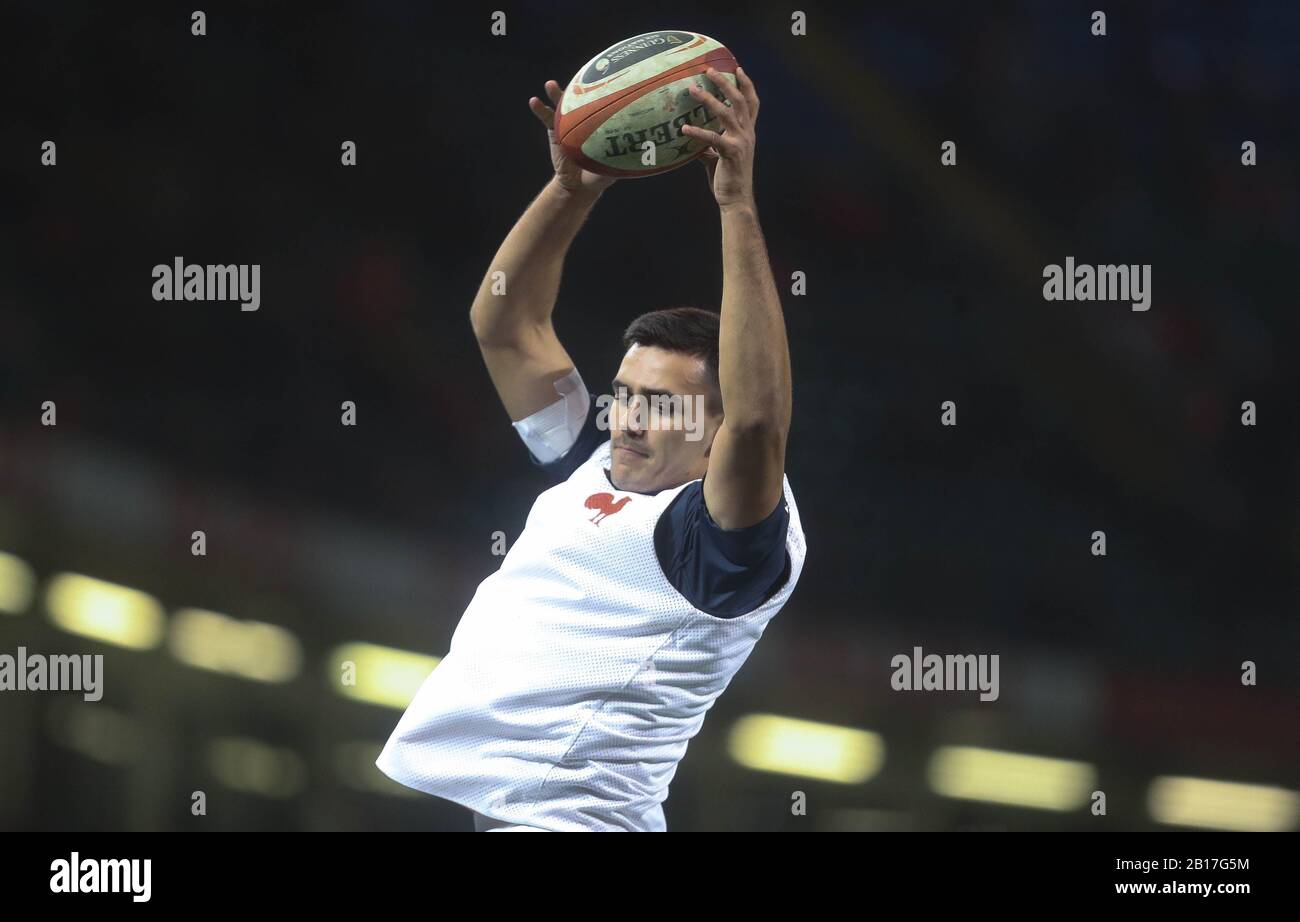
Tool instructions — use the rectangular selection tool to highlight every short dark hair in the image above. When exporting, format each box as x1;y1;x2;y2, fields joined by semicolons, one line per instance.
622;307;721;412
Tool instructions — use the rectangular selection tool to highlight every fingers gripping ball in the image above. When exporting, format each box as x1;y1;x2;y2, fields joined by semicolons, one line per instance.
554;30;738;178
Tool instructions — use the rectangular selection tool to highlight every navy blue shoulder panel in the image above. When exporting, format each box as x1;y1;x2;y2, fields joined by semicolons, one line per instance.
654;482;791;619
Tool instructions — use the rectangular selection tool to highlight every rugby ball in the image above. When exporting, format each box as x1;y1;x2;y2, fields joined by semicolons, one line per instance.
555;30;738;178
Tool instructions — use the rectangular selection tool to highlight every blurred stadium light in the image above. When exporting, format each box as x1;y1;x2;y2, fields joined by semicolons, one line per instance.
207;737;307;799
727;714;885;784
1147;776;1299;832
328;642;440;710
45;699;143;767
169;608;302;683
44;572;166;650
927;746;1096;812
0;551;35;615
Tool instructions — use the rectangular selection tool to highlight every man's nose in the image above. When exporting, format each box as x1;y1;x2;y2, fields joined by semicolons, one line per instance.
622;394;647;434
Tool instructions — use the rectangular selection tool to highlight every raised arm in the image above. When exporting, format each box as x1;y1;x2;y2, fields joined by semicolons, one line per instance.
682;67;792;529
469;80;617;421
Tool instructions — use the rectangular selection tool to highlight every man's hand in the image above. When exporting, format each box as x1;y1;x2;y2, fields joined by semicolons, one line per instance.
681;66;759;210
529;80;619;197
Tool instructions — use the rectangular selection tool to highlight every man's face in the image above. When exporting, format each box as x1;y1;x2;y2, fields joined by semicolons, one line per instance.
607;345;722;494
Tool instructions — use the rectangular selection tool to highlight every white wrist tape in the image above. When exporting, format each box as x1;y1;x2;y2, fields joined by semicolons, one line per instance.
511;367;591;464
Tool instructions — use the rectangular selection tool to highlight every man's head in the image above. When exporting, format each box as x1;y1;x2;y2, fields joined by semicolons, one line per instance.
608;307;724;494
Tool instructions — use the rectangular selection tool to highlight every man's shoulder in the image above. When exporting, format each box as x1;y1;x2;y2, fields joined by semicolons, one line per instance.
653;480;792;618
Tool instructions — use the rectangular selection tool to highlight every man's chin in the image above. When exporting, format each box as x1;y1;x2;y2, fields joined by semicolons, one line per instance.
610;460;651;494
609;461;634;491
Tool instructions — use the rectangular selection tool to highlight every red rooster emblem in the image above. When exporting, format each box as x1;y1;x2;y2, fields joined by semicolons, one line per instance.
585;492;631;525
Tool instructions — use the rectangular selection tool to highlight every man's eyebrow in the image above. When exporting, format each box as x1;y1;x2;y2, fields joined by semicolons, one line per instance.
610;379;679;399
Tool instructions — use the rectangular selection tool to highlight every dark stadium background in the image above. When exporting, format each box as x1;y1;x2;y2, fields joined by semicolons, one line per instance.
1;0;1296;831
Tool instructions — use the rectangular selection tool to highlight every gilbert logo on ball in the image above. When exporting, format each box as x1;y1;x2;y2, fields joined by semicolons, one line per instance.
556;30;738;178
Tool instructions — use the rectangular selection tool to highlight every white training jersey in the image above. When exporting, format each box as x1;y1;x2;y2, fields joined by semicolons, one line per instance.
376;440;806;830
